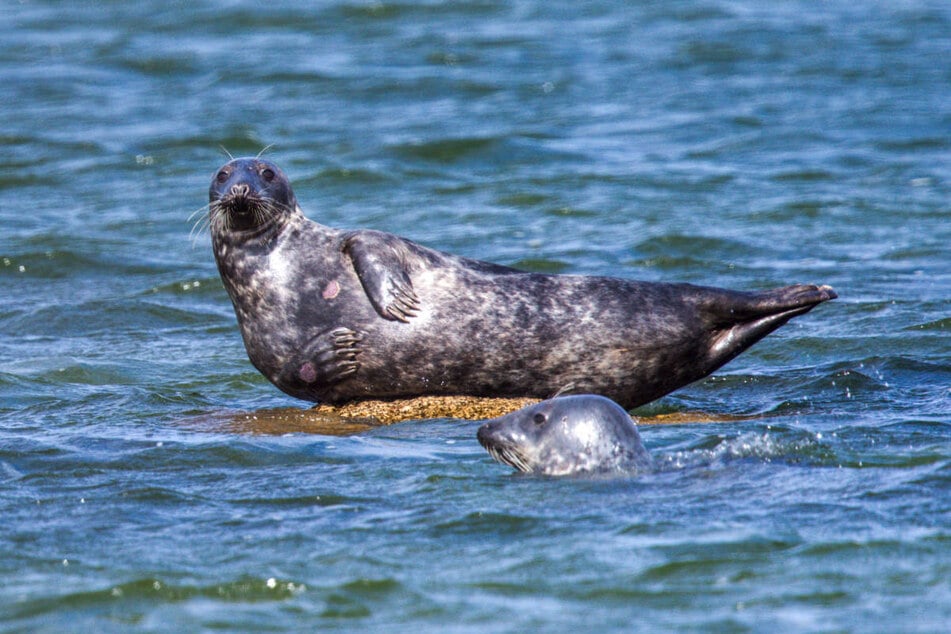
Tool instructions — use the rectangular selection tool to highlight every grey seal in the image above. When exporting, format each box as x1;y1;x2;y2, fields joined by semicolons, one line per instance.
208;157;837;408
477;395;651;476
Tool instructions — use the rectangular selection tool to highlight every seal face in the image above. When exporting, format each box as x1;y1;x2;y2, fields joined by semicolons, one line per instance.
208;157;837;408
476;395;651;476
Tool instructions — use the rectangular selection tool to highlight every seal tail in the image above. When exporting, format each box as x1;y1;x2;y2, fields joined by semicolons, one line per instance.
707;284;837;360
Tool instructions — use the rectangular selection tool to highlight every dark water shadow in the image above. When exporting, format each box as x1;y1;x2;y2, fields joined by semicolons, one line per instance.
181;407;385;436
179;401;752;438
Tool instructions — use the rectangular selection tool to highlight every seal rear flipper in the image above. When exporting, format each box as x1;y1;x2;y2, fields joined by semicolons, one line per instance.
707;284;837;360
736;284;837;316
343;231;421;322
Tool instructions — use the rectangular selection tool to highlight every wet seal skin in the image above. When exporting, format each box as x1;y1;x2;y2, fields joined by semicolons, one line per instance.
208;157;837;408
477;394;652;476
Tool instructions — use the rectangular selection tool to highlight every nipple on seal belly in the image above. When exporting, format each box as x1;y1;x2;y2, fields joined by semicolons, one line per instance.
322;280;340;300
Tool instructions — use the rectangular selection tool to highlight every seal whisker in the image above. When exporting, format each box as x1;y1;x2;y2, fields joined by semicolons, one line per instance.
190;215;213;246
501;447;531;472
207;199;231;234
484;443;531;472
254;199;288;247
486;445;506;466
550;382;577;398
260;196;293;217
187;203;211;224
188;203;217;246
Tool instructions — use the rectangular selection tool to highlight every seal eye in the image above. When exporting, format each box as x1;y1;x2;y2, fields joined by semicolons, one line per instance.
533;413;546;426
261;168;275;182
216;170;229;184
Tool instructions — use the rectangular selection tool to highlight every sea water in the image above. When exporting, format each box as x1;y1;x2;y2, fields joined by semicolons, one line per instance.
1;1;949;631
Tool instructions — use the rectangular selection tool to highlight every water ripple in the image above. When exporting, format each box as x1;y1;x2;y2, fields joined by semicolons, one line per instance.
2;0;949;631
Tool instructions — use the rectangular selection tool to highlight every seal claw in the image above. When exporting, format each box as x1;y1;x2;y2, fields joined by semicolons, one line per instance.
332;328;364;347
384;288;421;322
281;327;363;390
327;363;359;382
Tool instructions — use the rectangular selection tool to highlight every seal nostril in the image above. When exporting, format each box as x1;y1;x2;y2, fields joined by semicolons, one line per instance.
230;183;250;197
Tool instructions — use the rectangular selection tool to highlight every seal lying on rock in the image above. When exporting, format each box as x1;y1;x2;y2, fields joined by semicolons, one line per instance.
208;157;836;408
477;395;651;476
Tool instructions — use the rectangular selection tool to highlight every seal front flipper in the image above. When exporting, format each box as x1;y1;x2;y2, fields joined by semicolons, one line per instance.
343;231;421;323
280;327;363;393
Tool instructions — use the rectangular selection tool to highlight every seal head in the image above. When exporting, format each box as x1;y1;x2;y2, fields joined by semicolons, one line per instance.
477;395;652;476
209;158;298;237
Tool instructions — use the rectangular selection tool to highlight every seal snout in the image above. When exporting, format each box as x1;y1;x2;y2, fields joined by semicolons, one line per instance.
208;157;299;236
476;420;498;452
218;185;260;222
229;183;251;198
477;419;533;473
222;185;256;215
217;170;261;210
476;421;493;444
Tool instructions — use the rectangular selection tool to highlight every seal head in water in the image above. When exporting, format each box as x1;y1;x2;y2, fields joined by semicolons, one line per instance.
477;395;651;476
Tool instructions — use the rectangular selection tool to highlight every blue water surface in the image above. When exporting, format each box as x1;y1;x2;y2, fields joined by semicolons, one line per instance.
1;1;949;632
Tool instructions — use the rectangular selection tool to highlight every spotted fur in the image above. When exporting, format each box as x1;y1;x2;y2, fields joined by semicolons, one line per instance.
209;157;837;407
